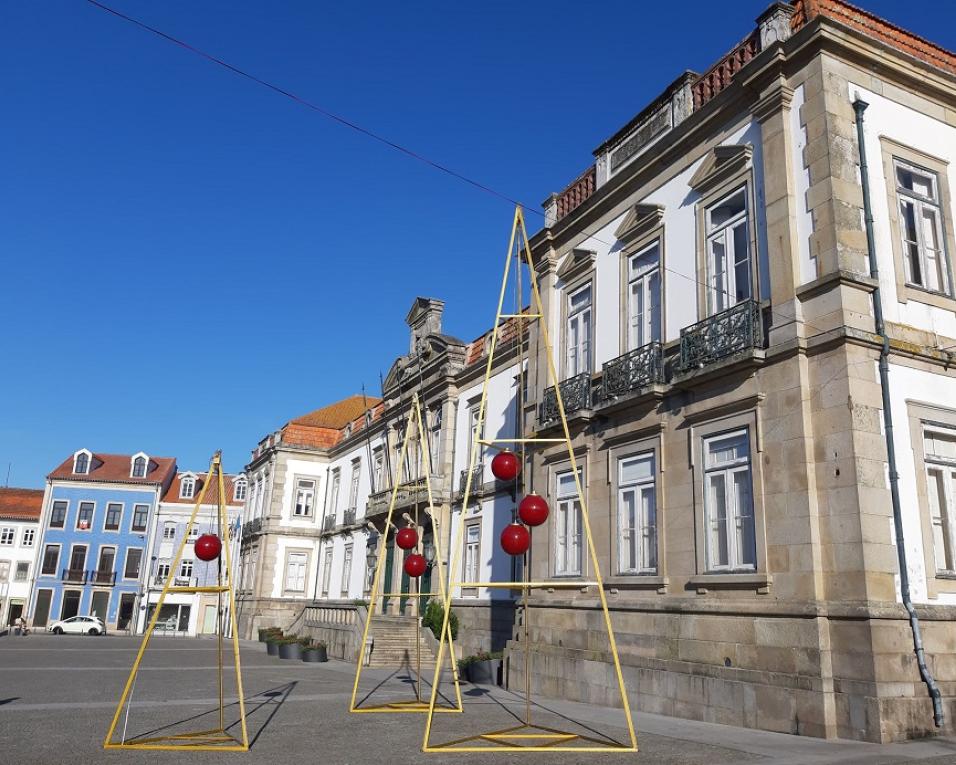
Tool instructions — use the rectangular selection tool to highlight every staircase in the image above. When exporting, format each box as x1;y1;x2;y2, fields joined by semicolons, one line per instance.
366;615;438;669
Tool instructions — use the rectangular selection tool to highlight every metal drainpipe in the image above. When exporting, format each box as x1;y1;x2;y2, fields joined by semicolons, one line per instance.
853;99;944;727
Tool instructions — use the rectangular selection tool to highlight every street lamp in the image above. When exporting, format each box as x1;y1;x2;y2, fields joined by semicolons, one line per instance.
423;541;436;566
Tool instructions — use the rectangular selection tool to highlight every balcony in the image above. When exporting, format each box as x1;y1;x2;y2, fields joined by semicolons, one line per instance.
241;517;262;539
539;373;592;426
677;300;763;375
457;464;484;498
321;514;336;534
366;476;446;516
342;508;357;527
61;569;88;584
88;570;116;586
598;342;664;404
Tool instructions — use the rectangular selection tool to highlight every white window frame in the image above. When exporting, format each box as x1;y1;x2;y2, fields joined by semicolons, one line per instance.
617;452;657;574
49;500;68;528
347;461;361;510
895;158;952;296
131;504;149;533
41;543;60;576
294;477;316;517
429;405;443;472
123;547;143;580
321;547;333;597
73;450;91;475
179;558;194;578
923;425;956;573
233;478;247;502
76;501;94;531
21;528;35;547
104;502;123;532
627;242;662;350
163;522;176;540
15;561;29;581
372;449;385;492
0;527;14;546
329;470;341;516
131;453;148;479
285;551;308;593
180;476;196;500
566;283;592;378
554;470;583;577
705;187;751;314
703;429;756;572
341;544;353;596
462;521;481;595
155;560;171;583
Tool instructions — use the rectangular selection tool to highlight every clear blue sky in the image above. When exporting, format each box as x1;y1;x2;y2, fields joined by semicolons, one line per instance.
2;1;954;487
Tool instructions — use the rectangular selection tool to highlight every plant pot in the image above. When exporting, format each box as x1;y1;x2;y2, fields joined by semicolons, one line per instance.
266;641;280;656
279;642;302;660
467;659;501;685
301;646;328;663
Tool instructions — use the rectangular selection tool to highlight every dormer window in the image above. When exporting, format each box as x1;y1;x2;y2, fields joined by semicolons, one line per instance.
131;453;149;478
344;423;353;439
73;450;91;475
180;476;196;499
233;478;247;502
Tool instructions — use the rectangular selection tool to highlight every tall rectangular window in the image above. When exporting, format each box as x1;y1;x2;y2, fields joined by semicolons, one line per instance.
124;548;143;580
179;558;193;578
466;405;483;473
41;544;60;576
348;462;361;510
49;500;67;528
156;561;170;583
429;405;443;472
372;448;384;492
285;552;308;593
618;453;657;574
294;478;316;517
0;527;14;546
924;427;956;572
21;528;35;547
627;242;662;350
341;545;353;596
895;159;951;295
462;522;481;596
131;504;149;532
706;188;751;314
76;502;94;530
163;522;176;540
703;429;755;571
321;547;333;597
566;284;592;377
329;470;341;515
555;470;582;576
15;561;29;581
104;503;123;531
0;561;8;581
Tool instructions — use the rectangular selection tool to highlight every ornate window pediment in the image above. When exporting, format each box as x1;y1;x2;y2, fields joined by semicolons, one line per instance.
689;144;753;195
556;248;597;283
614;204;665;247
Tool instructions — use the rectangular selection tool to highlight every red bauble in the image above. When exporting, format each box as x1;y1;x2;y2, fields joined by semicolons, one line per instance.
491;450;521;481
518;493;550;527
194;533;222;562
396;526;418;550
404;553;427;578
500;523;530;556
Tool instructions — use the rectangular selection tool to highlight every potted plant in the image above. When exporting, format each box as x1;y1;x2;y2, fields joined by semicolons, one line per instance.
421;600;458;640
278;634;302;660
265;631;283;657
301;638;328;663
259;626;281;643
459;650;502;684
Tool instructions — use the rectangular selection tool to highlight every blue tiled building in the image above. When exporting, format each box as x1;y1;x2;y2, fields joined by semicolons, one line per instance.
29;449;176;631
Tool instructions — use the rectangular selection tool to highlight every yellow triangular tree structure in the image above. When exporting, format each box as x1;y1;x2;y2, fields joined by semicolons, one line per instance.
349;392;463;713
103;451;249;751
422;206;638;752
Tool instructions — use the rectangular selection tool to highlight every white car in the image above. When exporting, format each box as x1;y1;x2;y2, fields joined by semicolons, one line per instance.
48;615;106;636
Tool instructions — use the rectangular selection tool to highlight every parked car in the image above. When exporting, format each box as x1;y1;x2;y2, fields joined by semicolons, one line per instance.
48;615;107;636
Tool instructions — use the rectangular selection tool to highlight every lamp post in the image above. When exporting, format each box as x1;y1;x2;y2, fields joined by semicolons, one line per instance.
365;547;377;609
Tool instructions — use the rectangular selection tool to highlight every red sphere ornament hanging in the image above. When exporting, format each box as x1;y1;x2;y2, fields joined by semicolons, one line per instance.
396;526;418;550
491;450;521;481
194;533;222;562
518;493;550;527
500;522;531;556
404;553;427;578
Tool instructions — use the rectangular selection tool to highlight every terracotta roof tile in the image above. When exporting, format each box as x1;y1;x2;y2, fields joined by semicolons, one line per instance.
0;488;43;521
289;395;380;429
48;452;176;486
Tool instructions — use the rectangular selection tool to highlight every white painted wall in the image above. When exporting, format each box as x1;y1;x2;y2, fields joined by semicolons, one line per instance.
850;83;956;339
788;84;815;285
0;518;40;623
280;458;328;529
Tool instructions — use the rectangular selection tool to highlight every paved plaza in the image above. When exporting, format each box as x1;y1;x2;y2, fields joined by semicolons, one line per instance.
2;635;956;764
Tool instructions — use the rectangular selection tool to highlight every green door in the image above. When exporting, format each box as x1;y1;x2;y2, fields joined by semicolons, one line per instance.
420;529;434;614
382;538;395;613
399;550;411;613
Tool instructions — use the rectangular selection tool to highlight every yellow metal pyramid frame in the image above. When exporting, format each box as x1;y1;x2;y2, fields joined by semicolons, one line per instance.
422;206;638;752
103;451;249;752
349;392;463;714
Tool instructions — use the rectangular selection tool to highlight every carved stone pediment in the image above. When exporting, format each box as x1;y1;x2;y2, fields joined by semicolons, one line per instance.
614;203;665;246
689;144;753;195
556;248;597;283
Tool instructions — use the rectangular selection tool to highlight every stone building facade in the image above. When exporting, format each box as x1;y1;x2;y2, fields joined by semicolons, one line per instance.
512;0;956;743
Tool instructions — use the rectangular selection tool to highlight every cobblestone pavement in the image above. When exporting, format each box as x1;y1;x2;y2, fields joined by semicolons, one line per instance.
2;635;956;765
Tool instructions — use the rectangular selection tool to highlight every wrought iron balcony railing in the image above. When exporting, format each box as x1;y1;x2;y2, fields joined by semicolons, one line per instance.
599;342;664;402
241;517;262;539
342;508;357;526
321;515;336;533
366;477;444;515
458;464;484;496
539;372;592;425
679;299;762;372
88;570;116;586
61;568;88;584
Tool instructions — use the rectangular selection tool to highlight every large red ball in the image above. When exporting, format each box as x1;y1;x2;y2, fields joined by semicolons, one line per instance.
194;533;222;562
500;523;530;556
404;553;427;578
396;526;418;550
491;450;521;481
518;493;550;527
